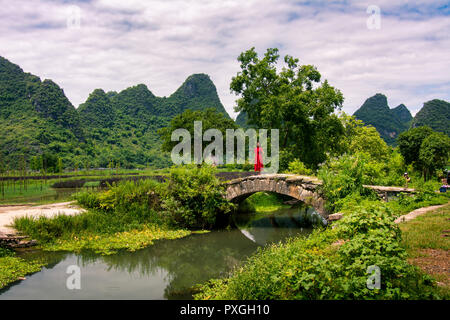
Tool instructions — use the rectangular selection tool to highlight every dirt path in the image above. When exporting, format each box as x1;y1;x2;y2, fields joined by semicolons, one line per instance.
394;203;450;224
0;201;85;235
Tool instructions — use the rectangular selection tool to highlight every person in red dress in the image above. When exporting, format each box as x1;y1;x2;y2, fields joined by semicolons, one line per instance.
254;142;264;173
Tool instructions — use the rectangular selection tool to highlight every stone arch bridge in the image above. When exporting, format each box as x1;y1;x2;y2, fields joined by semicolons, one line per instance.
223;174;416;219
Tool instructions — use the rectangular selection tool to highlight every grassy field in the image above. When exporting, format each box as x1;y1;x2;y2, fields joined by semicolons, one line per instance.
399;203;450;297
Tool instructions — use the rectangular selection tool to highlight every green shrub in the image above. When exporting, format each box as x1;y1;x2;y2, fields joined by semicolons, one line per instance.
318;154;367;211
75;179;162;212
161;165;234;229
286;159;313;175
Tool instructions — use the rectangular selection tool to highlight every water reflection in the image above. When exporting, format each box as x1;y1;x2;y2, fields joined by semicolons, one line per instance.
0;204;323;300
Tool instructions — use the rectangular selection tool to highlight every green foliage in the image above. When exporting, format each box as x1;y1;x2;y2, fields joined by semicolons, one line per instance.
419;132;450;180
230;47;344;169
353;94;412;145
78;89;116;128
0;256;44;289
278;149;296;172
386;192;450;216
235;111;251;129
195;202;439;300
348;126;390;161
286;159;313;175
14;204;161;244
29;153;62;173
161;165;234;229
0;247;14;258
398;126;434;168
76;179;162;213
239;192;290;213
398;126;450;180
12;180;164;243
158;108;238;157
317;154;367;211
317;150;414;211
75;166;236;230
166;74;230;117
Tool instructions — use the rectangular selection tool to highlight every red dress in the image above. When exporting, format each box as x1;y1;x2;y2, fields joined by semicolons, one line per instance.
254;147;263;172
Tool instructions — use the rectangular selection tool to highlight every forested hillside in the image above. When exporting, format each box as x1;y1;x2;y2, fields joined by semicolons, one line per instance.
412;99;450;136
0;56;85;168
0;56;230;170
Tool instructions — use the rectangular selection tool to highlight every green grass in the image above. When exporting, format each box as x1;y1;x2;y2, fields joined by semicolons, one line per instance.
399;204;450;254
238;192;291;213
0;181;55;204
399;204;450;298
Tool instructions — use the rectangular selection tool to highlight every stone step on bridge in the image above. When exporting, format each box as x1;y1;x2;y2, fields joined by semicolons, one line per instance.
223;174;417;219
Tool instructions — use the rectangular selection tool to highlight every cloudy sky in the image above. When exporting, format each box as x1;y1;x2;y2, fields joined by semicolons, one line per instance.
1;0;449;118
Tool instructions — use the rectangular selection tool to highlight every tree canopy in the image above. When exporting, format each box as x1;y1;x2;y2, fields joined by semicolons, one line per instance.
230;47;345;169
158;108;238;160
397;126;434;169
419;132;450;180
398;126;450;180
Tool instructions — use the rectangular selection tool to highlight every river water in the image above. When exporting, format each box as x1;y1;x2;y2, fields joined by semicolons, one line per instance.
0;204;324;300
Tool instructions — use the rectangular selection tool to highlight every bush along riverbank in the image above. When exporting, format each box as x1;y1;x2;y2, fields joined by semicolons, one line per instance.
12;165;233;255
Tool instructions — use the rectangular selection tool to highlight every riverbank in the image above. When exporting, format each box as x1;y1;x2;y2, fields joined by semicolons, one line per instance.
0;202;83;289
0;201;84;235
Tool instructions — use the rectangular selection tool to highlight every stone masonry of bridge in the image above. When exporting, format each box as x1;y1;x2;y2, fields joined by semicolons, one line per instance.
224;174;417;219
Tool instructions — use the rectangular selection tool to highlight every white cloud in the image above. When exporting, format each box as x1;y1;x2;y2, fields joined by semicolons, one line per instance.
0;0;448;119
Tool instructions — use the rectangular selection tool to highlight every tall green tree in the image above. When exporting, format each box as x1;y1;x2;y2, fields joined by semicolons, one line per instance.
419;132;450;181
397;126;433;169
158;108;238;161
230;47;344;168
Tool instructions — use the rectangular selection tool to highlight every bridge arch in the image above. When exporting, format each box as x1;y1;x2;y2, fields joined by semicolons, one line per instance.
225;174;328;218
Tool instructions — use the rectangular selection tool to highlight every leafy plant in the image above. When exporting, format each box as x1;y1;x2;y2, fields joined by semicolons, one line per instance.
160;165;235;229
286;159;313;175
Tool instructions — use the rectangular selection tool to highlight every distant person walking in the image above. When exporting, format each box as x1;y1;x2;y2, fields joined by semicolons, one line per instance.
254;142;264;173
403;172;411;188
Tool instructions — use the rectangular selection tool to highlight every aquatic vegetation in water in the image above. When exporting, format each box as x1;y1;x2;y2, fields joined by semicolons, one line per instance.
41;225;196;255
0;254;44;289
